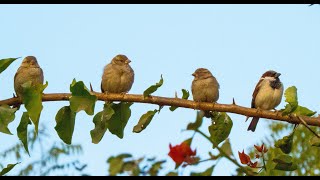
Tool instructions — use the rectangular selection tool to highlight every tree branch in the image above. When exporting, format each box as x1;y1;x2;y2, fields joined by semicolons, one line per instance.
1;92;320;127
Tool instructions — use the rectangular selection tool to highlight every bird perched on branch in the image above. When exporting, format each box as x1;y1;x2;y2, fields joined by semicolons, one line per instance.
247;70;284;132
101;54;134;94
191;68;219;118
14;56;44;98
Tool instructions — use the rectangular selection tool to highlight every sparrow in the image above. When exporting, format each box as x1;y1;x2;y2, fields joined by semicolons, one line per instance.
247;70;284;132
14;56;44;98
101;54;134;94
191;68;219;118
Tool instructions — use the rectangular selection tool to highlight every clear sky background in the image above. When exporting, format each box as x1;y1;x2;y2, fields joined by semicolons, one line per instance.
0;4;319;176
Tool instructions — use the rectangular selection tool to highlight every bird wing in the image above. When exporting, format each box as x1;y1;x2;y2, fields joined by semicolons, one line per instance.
251;79;264;108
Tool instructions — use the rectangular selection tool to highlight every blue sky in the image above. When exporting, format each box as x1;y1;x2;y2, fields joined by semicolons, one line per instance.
0;4;319;176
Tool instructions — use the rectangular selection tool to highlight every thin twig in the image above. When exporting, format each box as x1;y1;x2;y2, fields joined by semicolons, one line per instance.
297;116;320;138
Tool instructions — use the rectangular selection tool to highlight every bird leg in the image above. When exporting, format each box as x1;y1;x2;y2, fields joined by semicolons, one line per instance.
255;107;262;114
273;108;281;116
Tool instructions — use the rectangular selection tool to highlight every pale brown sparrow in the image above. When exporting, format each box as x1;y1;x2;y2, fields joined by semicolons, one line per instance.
247;70;284;132
14;56;44;98
191;68;219;118
101;54;134;94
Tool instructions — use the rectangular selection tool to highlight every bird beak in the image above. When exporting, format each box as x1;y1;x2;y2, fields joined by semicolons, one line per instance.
192;73;195;77
275;73;281;78
125;59;131;64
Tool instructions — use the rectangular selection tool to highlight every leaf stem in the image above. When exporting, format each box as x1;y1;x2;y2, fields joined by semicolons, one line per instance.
262;152;267;171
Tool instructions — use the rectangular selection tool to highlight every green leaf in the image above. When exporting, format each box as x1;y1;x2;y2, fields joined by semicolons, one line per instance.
0;57;19;74
310;135;320;147
0;163;19;176
108;157;124;176
133;109;158;133
17;112;31;155
275;132;294;154
273;154;293;164
187;111;203;130
21;81;48;134
191;165;215;176
70;79;97;115
274;163;298;171
292;105;316;117
208;112;233;147
220;138;233;157
273;155;298;171
169;89;189;111
166;172;178;176
90;103;115;144
108;102;133;139
149;160;166;176
0;105;17;135
107;154;132;176
143;75;163;98
55;106;76;145
281;86;298;115
122;161;141;176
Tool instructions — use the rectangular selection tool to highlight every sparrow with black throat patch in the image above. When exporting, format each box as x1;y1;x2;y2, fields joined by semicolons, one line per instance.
191;68;220;118
247;70;284;132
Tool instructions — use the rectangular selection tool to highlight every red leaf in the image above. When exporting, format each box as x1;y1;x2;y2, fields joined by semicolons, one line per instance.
263;147;268;153
238;150;251;165
255;154;260;159
254;144;264;153
250;161;258;168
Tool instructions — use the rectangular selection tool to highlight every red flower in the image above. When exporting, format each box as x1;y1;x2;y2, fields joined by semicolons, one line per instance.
254;144;268;153
168;142;196;166
238;150;251;165
250;161;258;168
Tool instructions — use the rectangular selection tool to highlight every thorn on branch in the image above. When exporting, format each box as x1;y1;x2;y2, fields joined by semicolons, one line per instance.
232;98;236;105
90;83;94;92
175;91;178;98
